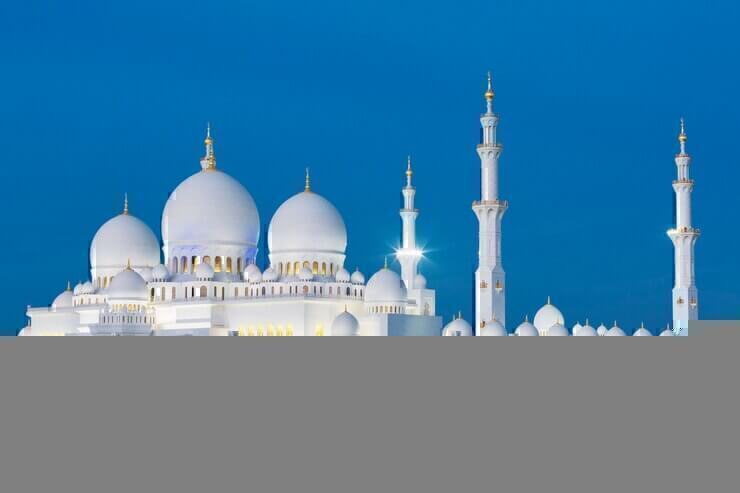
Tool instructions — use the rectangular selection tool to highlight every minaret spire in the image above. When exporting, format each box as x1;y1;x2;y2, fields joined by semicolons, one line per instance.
474;72;507;331
305;168;311;192
123;193;129;215
201;123;216;171
668;118;699;334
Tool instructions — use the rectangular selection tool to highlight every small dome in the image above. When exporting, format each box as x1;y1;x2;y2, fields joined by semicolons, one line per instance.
82;281;95;294
415;273;427;289
547;323;569;336
90;211;160;273
335;267;351;283
331;310;359;336
263;267;278;282
572;321;583;336
443;317;473;336
298;266;314;281
244;264;262;283
596;325;608;336
268;190;347;258
633;325;652;336
73;282;83;295
194;262;214;281
480;319;506;336
52;285;74;310
351;269;365;285
365;268;407;304
605;326;626;337
515;317;539;336
533;298;564;334
107;268;147;300
574;324;597;336
151;264;170;282
659;329;674;337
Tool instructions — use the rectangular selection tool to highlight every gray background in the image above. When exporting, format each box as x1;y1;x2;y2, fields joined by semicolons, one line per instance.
1;336;737;492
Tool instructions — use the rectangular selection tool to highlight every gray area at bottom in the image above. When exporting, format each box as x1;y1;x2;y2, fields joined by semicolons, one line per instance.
0;335;738;493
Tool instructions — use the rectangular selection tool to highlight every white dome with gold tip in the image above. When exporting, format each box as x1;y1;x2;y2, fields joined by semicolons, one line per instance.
533;297;565;335
90;196;159;284
162;128;260;269
268;171;347;274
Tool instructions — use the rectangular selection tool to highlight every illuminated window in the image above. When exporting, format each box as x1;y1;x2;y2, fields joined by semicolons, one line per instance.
203;255;211;265
192;256;199;271
286;262;292;275
294;261;300;273
303;261;310;270
287;326;293;336
237;258;242;274
226;257;232;273
322;262;327;275
172;287;176;300
315;325;324;336
181;256;187;273
247;327;254;336
215;256;222;272
312;261;319;274
200;286;207;298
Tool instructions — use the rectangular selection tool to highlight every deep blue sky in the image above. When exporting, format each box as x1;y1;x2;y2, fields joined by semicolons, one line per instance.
2;0;738;334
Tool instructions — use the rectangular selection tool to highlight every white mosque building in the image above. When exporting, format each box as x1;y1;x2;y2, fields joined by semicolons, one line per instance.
18;75;695;336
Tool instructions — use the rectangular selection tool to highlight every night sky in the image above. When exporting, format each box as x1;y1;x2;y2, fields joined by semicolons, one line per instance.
2;0;738;334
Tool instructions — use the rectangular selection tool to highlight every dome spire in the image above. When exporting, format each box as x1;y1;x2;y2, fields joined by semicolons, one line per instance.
123;193;129;215
201;123;216;171
66;280;72;291
305;167;311;192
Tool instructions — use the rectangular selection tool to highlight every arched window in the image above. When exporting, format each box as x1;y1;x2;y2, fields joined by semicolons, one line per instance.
303;261;310;270
192;256;199;271
221;287;225;300
321;262;327;275
346;287;351;296
271;286;275;295
234;287;238;297
171;287;176;300
200;286;207;298
237;258;242;274
312;261;319;274
191;287;195;298
329;287;333;295
213;286;217;297
181;256;188;273
262;287;266;296
203;256;211;265
226;257;232;273
294;261;300;274
303;285;309;294
215;256;222;272
286;262;292;275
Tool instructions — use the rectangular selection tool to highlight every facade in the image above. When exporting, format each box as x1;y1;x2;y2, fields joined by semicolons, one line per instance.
19;77;692;337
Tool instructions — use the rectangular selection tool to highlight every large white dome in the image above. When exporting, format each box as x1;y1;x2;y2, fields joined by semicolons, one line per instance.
90;210;160;276
443;317;473;336
162;169;260;251
331;310;359;336
268;190;346;257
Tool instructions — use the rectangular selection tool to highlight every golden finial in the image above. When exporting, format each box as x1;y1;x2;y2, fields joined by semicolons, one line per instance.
458;310;463;320
203;123;216;170
305;168;311;192
126;258;132;270
678;118;688;143
123;193;129;215
484;71;495;102
406;155;413;177
547;295;551;305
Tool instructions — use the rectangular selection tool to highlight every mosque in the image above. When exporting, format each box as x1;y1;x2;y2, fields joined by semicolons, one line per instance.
18;75;696;336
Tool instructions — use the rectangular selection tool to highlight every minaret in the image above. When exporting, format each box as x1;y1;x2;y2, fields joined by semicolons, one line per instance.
668;119;699;332
398;156;420;289
473;72;507;331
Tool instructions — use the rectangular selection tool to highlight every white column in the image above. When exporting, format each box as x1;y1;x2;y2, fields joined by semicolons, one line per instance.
474;73;507;332
667;119;699;333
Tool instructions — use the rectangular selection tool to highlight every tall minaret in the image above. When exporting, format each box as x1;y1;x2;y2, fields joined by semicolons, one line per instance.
398;156;420;289
668;119;699;332
473;72;507;331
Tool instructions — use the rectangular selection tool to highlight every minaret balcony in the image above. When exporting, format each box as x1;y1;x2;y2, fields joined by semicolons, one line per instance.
476;143;503;150
473;199;508;208
667;227;700;235
672;179;694;185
